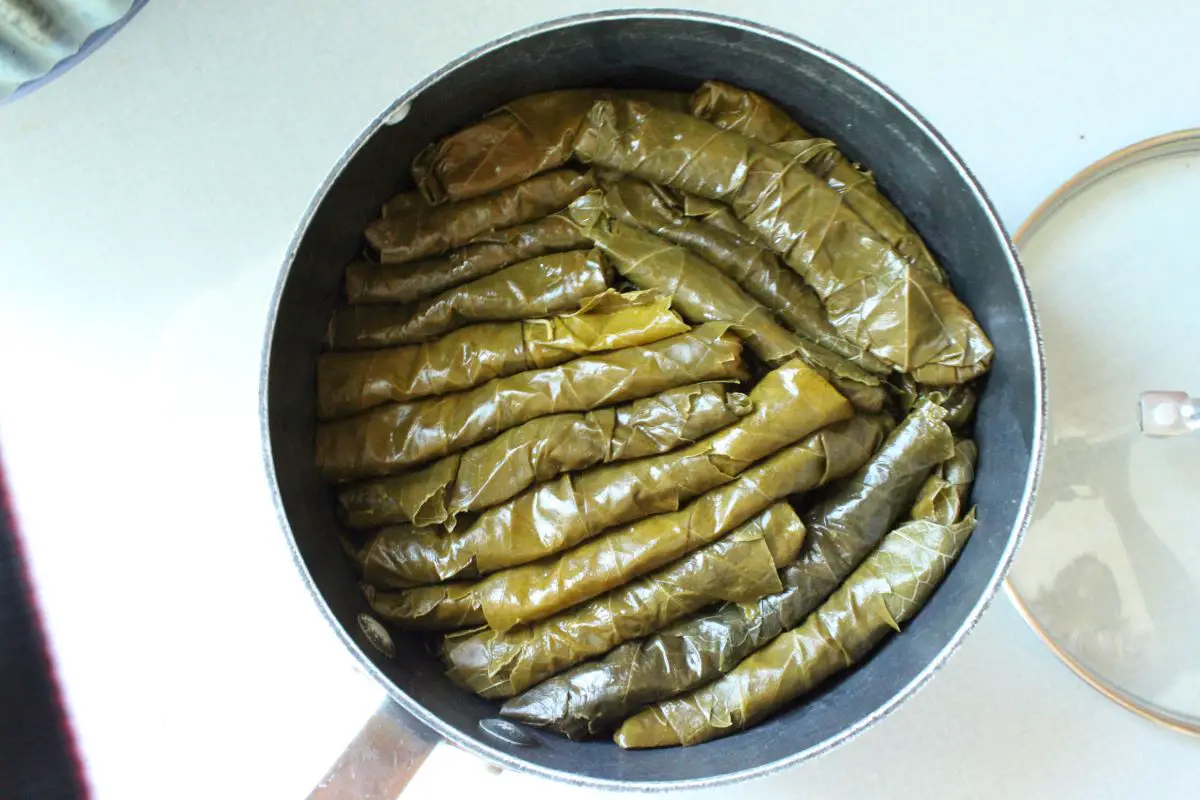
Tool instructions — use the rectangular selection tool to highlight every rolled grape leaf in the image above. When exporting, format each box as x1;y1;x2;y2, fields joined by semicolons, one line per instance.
891;376;979;432
571;196;803;365
691;80;948;285
326;248;611;350
501;575;793;739
413;90;689;204
664;196;901;412
500;399;950;737
770;398;956;613
357;522;438;589
337;383;752;529
593;177;891;375
477;413;891;631
352;358;850;584
346;213;591;301
614;509;976;747
315;322;746;481
317;290;687;419
572;195;890;412
443;503;806;698
938;387;978;430
366;168;597;263
910;439;976;526
363;582;484;631
573;99;993;384
676;193;766;242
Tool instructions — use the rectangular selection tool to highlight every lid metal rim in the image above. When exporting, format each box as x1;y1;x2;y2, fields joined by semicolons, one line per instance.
1014;128;1200;243
1004;127;1200;737
1004;583;1200;736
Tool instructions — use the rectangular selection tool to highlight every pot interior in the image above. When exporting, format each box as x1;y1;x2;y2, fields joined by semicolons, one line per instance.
263;12;1040;788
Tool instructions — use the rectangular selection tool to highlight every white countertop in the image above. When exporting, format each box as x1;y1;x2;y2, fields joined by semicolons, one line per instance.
1;1;1197;797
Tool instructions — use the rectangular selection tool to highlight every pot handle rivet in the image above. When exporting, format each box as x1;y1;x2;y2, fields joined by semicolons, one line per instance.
357;613;396;659
478;718;538;748
384;101;413;126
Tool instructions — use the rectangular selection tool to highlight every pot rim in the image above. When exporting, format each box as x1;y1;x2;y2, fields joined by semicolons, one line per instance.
259;8;1047;790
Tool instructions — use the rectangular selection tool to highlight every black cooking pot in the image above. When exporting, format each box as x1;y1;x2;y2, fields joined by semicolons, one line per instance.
261;10;1044;793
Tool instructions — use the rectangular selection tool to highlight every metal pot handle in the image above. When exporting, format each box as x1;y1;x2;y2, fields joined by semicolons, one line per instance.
307;700;440;799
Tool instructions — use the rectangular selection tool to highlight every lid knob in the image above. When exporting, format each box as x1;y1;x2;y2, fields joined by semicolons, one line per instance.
1138;391;1199;437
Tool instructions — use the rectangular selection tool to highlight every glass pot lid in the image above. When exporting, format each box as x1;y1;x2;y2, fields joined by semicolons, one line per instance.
1006;131;1200;734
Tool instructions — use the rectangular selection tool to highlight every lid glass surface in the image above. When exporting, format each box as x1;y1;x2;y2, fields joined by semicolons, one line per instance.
1007;131;1200;733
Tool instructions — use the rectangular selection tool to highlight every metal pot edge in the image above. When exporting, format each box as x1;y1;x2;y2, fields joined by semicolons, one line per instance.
257;8;1047;791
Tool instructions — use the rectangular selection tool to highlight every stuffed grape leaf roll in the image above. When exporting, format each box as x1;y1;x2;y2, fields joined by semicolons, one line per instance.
690;80;948;286
367;168;597;263
412;89;689;203
592;176;891;375
573;192;890;412
346;213;591;302
337;383;751;529
442;503;806;698
612;404;966;746
614;438;976;748
616;509;976;747
363;582;484;631
910;439;976;526
347;358;849;583
891;376;979;432
315;322;746;481
570;196;805;366
317;290;686;419
573;99;993;384
475;413;891;631
325;248;611;350
500;399;951;737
